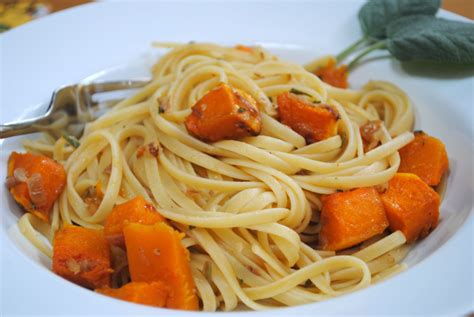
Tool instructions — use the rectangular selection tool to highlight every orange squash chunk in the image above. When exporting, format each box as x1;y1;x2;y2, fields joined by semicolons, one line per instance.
104;196;166;248
398;131;449;186
277;92;339;144
319;187;389;251
7;152;66;222
52;225;112;289
124;223;198;310
96;281;169;307
381;173;440;242
185;83;262;142
314;57;349;89
235;44;253;53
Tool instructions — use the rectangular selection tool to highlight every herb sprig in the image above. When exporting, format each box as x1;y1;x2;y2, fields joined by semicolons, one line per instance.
337;0;474;70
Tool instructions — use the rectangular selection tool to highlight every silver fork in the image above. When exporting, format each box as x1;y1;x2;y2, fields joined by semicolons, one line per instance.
0;79;150;139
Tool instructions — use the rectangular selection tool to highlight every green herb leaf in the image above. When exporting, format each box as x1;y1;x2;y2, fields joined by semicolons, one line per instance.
358;0;440;39
386;16;474;63
237;107;246;113
290;88;311;97
64;135;80;148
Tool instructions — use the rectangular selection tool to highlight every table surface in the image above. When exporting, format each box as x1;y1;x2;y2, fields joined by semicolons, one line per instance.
442;0;474;19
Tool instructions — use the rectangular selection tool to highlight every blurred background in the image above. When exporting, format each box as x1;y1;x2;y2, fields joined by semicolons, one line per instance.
0;0;473;33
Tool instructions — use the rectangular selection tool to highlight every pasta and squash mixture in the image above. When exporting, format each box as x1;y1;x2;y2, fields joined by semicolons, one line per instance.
6;43;449;311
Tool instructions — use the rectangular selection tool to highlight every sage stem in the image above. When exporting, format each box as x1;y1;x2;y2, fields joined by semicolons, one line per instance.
336;36;369;63
347;40;388;71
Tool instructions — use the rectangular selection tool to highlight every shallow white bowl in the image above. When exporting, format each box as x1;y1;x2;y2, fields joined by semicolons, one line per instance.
1;1;473;315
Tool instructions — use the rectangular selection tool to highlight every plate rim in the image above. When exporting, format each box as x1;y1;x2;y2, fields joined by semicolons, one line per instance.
1;1;473;315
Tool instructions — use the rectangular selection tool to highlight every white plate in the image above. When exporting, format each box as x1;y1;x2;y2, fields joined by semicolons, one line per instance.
1;1;473;315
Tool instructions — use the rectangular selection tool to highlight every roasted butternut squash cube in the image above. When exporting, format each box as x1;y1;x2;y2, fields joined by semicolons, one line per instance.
104;196;166;248
314;57;349;89
124;223;199;310
381;173;440;242
96;281;169;307
319;187;389;251
235;44;254;53
52;225;112;289
185;83;262;142
7;152;66;222
277;92;339;144
398;131;449;186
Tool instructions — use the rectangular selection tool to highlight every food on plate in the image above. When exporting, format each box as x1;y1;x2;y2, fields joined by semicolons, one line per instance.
313;56;348;89
398;131;449;186
185;83;262;142
381;173;440;242
104;196;166;247
52;225;112;289
7;42;449;311
319;187;389;251
6;152;66;222
96;281;169;307
277;91;339;144
124;222;199;310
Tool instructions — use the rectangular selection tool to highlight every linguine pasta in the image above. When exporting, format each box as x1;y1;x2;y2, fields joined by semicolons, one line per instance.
19;42;415;311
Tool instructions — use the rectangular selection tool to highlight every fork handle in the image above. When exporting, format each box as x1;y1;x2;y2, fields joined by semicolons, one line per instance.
0;118;47;139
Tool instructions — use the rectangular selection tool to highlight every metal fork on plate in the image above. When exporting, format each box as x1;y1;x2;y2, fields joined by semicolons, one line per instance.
0;79;150;139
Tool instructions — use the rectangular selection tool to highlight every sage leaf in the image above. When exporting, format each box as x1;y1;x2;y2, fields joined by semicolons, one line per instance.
359;0;440;39
386;16;474;63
